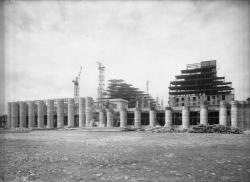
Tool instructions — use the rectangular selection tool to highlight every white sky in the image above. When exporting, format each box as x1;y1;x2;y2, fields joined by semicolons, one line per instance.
1;0;250;114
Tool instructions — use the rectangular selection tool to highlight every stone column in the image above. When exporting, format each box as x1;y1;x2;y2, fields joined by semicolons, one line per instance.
99;109;105;127
57;99;64;128
219;101;227;126
107;109;113;127
11;102;18;128
149;110;156;127
165;107;172;127
134;109;141;128
47;99;54;128
238;101;245;129
37;100;45;128
245;102;250;130
85;97;93;126
182;106;189;129
68;98;75;127
6;102;11;128
200;103;208;125
120;109;127;128
79;97;86;127
19;101;26;128
28;101;35;128
231;101;239;128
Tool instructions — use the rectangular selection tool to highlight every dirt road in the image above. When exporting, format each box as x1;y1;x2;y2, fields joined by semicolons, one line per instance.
0;130;250;181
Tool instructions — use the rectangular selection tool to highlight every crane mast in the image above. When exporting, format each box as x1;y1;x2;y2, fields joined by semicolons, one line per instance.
96;62;105;108
72;66;82;98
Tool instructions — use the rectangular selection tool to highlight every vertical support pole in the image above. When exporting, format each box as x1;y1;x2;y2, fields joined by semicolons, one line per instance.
11;102;18;128
246;102;250;129
219;101;227;126
106;109;113;127
134;109;141;128
99;109;105;127
165;107;172;127
19;101;26;128
231;101;239;128
47;99;54;128
85;97;93;127
200;103;208;125
149;110;156;127
79;97;86;127
37;100;45;128
68;98;75;127
28;101;35;128
6;102;11;128
120;109;127;128
57;99;64;128
182;106;189;129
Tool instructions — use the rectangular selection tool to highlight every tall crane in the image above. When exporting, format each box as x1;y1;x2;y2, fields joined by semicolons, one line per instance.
96;61;105;108
72;66;82;98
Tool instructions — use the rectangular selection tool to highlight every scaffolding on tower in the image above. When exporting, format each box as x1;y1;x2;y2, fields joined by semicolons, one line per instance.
96;62;105;109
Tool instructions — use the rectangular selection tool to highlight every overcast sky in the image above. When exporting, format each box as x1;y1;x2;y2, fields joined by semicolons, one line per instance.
1;0;250;114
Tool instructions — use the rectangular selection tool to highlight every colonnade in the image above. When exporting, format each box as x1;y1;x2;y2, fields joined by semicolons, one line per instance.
6;97;94;129
6;99;240;129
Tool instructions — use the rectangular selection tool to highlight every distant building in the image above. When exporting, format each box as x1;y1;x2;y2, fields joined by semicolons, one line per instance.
169;60;234;107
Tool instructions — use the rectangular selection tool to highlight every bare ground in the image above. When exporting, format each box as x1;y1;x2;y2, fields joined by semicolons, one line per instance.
0;130;250;182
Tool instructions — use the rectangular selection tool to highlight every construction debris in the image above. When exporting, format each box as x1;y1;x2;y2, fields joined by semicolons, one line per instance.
144;126;186;133
188;124;243;134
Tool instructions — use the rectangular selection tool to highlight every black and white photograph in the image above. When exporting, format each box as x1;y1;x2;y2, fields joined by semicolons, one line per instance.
0;0;250;181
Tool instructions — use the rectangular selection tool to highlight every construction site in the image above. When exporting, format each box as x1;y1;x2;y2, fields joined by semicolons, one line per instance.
1;60;250;182
2;60;250;131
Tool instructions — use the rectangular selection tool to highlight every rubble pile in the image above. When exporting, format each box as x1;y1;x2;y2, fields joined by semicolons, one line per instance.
188;124;243;134
9;128;31;133
144;126;186;133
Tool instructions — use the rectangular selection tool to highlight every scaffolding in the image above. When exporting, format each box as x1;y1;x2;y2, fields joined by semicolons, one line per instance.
169;60;234;106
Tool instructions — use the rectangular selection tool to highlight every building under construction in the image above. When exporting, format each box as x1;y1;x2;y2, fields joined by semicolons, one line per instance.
2;60;250;130
169;60;234;107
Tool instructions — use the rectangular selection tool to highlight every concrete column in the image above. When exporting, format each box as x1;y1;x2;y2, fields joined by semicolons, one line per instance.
6;102;11;128
238;102;245;129
11;102;18;128
182;106;189;129
99;109;105;127
57;99;64;128
219;101;227;126
149;110;156;127
68;98;75;127
37;100;45;128
245;103;250;129
165;107;172;127
28;101;35;128
200;103;208;125
231;101;239;128
85;97;93;126
106;109;113;127
19;101;26;128
120;109;127;128
47;99;54;128
134;109;141;128
79;97;86;127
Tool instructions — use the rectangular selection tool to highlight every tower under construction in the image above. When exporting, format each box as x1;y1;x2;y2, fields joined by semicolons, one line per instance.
169;60;234;107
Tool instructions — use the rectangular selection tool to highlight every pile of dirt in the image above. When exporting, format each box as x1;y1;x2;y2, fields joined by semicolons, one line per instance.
188;124;243;134
9;128;32;133
144;126;187;133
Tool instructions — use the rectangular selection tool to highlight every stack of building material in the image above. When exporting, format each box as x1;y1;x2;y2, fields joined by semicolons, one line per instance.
145;126;176;133
188;124;242;134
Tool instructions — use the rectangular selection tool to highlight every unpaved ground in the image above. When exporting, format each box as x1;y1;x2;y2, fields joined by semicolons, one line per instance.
0;130;250;182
